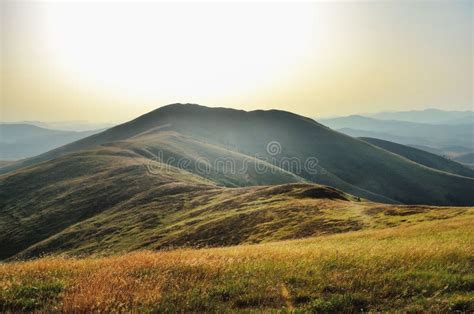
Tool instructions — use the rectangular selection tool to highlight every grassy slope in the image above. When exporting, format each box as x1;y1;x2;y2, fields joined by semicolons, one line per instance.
1;217;472;312
0;147;210;260
110;131;306;187
1;148;472;260
0;143;306;260
2;104;473;205
359;137;474;177
2;141;472;260
15;182;472;260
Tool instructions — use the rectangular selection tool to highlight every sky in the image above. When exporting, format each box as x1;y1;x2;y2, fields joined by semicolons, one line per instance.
1;0;473;123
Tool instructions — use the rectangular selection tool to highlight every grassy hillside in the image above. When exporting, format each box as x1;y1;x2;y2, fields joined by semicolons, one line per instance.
1;105;473;312
0;141;299;260
360;137;474;177
1;141;472;260
109;131;305;187
1;216;472;312
0;146;214;260
2;104;473;205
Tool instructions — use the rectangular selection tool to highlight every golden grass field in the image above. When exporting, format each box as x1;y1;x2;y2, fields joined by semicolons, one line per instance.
1;216;472;312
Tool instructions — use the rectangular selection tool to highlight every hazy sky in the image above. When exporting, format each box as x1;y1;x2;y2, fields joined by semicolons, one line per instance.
1;1;473;123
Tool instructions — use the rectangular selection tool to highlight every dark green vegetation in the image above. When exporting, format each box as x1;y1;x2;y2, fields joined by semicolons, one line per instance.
1;217;472;312
2;104;474;206
360;137;474;177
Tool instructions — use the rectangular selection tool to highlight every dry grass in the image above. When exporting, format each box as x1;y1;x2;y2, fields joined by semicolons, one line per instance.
1;216;473;312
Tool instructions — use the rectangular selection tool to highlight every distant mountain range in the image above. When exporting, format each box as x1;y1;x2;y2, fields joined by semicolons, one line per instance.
319;110;474;160
452;153;474;168
1;104;473;260
0;124;103;160
1;121;116;132
2;104;473;202
369;108;474;124
359;137;474;177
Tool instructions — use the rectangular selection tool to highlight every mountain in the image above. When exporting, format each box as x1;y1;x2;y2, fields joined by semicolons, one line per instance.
319;115;474;155
359;137;474;178
0;124;102;160
409;144;473;157
319;115;473;146
453;152;474;164
0;160;15;169
370;108;474;124
2;121;116;132
2;104;474;260
338;128;474;159
337;127;432;146
2;104;473;205
0;145;470;260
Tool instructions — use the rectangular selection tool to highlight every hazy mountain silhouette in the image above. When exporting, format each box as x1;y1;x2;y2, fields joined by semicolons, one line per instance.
2;104;473;206
0;124;102;160
320;115;474;155
2;104;474;260
370;108;474;124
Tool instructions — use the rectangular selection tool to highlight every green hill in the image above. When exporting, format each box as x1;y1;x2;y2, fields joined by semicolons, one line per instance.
2;104;473;206
1;143;472;260
1;105;473;312
2;104;474;260
0;144;303;260
359;137;474;177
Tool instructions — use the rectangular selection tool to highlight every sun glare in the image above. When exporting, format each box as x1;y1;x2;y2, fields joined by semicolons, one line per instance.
3;1;470;121
37;3;326;102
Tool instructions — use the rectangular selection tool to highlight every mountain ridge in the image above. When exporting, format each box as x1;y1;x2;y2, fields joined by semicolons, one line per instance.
1;103;473;206
1;104;474;260
0;124;101;160
319;114;474;155
359;137;474;178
